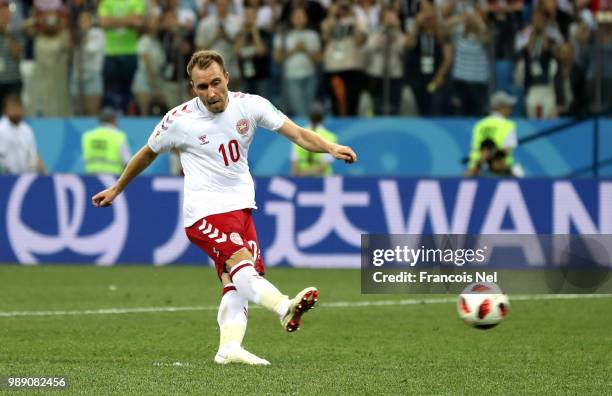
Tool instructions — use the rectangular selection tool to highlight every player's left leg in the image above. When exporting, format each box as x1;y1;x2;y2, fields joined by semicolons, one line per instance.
228;249;318;332
227;210;318;332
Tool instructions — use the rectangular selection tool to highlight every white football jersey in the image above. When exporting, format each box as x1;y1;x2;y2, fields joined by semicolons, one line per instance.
147;92;286;227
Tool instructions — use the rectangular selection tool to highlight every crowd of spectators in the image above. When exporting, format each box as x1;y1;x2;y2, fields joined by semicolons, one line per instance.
0;0;610;119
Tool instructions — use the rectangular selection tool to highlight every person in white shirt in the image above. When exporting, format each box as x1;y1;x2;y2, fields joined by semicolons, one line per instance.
91;50;357;366
132;15;166;115
71;11;105;116
273;7;321;118
195;0;243;89
0;94;46;175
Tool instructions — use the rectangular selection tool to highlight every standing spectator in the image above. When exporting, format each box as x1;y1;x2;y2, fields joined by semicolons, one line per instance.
448;11;490;116
486;0;524;61
404;0;453;115
437;0;485;18
67;0;97;33
0;0;23;106
355;0;382;32
82;107;131;175
279;0;327;34
236;6;271;97
198;0;246;18
514;6;562;118
569;9;596;71
243;0;275;33
589;20;612;110
71;11;105;116
554;41;588;116
364;7;404;115
31;5;71;116
0;94;46;174
540;0;572;38
468;91;518;174
180;0;201;16
321;0;367;116
195;0;243;90
98;0;145;112
157;0;197;108
291;102;337;176
274;6;321;117
132;14;166;115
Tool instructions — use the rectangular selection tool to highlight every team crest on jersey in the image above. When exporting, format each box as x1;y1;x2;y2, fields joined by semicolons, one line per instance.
198;135;209;145
236;119;250;136
230;232;243;246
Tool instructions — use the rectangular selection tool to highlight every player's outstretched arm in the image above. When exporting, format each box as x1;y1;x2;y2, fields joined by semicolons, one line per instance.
91;145;158;207
278;119;357;164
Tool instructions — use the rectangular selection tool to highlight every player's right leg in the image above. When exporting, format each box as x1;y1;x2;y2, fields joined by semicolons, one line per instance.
185;210;318;332
226;248;318;332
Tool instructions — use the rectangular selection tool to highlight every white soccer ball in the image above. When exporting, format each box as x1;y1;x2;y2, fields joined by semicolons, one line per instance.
457;282;509;329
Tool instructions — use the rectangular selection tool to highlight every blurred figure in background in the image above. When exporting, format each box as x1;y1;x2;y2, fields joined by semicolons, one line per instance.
195;0;243;90
514;6;562;118
448;10;490;116
98;0;145;112
236;5;271;97
82;107;131;175
466;138;497;176
554;41;587;117
570;0;596;71
274;6;321;117
488;150;515;176
355;0;382;33
0;94;46;174
363;7;404;115
243;0;275;33
279;0;327;34
466;138;515;177
321;0;367;116
0;0;23;107
132;12;166;115
157;0;196;110
437;0;482;18
71;10;104;116
468;91;520;175
591;20;612;111
291;102;337;176
31;3;71;116
486;0;524;61
404;0;453;115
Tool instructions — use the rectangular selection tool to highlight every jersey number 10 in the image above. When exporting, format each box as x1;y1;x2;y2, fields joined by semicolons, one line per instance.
218;139;240;166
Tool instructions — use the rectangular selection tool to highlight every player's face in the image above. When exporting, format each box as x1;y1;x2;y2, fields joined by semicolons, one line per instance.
191;62;230;113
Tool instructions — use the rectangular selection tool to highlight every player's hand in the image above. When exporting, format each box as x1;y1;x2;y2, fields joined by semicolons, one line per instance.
92;186;119;207
330;144;357;164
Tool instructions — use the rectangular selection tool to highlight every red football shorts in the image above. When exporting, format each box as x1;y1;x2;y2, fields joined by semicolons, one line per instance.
185;209;265;279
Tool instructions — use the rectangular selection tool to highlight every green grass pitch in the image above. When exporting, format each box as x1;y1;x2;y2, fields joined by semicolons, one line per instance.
0;266;611;395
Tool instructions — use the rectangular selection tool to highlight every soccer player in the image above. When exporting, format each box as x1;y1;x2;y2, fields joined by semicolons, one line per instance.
91;50;357;365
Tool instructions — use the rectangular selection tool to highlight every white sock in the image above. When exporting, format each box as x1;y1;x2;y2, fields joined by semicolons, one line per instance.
230;261;290;318
217;284;248;353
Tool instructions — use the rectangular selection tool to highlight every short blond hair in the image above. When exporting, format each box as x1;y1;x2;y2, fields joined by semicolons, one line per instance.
186;50;227;78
